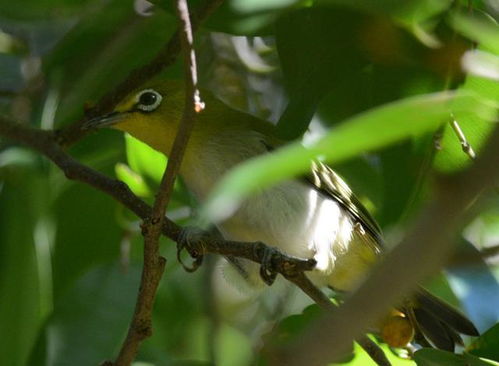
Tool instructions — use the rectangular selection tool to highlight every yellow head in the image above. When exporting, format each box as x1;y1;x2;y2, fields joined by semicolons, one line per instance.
84;78;280;191
84;79;277;158
84;80;188;154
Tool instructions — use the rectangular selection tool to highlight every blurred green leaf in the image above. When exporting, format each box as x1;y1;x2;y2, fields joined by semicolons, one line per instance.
0;29;28;55
125;133;167;184
461;50;499;82
39;264;140;366
450;11;499;54
0;176;42;366
201;91;494;223
275;7;369;139
115;162;152;197
230;0;300;13
271;304;322;346
415;349;499;366
52;179;123;297
468;323;499;362
215;323;253;366
203;0;299;35
0;146;38;168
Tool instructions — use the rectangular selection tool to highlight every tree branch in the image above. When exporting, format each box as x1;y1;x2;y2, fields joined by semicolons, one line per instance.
111;1;208;364
277;125;499;366
0;114;389;365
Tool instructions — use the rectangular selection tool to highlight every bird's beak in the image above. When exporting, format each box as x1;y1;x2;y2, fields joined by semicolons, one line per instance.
82;111;129;130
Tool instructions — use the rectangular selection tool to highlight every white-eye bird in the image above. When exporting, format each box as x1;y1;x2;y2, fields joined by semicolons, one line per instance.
85;80;478;350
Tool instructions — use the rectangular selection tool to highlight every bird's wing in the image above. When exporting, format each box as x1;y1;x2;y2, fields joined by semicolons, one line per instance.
258;128;383;249
305;161;384;249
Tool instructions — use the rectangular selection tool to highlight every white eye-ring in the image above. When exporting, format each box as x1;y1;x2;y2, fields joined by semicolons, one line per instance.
135;89;163;112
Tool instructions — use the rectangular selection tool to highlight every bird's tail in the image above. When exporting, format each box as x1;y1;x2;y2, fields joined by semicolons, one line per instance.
380;287;479;350
407;287;479;351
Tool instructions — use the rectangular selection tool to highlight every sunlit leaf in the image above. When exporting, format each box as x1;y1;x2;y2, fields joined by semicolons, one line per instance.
201;91;494;223
450;11;499;54
462;50;499;82
125;133;167;184
115;162;151;198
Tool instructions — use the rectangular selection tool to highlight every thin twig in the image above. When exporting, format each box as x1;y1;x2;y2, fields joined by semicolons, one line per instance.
111;1;206;364
279;126;499;366
449;116;476;160
56;0;223;147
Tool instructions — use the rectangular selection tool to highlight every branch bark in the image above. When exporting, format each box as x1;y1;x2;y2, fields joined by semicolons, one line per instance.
111;1;207;364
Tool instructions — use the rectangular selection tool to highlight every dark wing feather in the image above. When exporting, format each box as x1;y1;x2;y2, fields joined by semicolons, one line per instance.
305;161;384;247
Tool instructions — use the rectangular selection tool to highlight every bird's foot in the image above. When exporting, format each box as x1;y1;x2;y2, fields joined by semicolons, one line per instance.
255;243;280;286
177;226;205;272
254;243;317;285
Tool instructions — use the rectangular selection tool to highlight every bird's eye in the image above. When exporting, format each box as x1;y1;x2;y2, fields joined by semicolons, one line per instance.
136;89;162;112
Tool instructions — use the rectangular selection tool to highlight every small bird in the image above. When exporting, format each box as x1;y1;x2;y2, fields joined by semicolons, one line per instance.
85;80;478;351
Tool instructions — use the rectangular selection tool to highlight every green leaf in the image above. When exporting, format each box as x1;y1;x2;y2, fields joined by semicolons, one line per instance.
0;175;42;366
463;353;499;366
125;133;167;184
271;304;322;346
275;7;369;139
51;178;123;296
201;91;494;223
203;0;302;35
115;162;152;198
450;11;499;54
40;264;140;366
0;30;28;55
415;349;499;366
230;0;301;13
468;323;499;362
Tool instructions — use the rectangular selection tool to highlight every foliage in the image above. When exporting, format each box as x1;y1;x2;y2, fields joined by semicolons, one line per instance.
0;0;498;365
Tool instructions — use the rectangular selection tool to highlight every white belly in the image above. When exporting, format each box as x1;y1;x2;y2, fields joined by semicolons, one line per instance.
217;180;377;290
